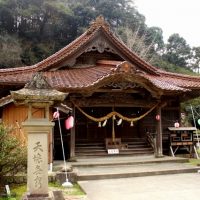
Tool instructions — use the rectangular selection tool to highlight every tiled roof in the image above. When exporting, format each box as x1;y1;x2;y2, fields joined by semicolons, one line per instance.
0;16;200;95
144;74;200;91
1;60;199;94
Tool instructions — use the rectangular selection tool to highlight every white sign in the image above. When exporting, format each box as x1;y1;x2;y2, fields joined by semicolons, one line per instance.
107;149;119;154
5;185;11;196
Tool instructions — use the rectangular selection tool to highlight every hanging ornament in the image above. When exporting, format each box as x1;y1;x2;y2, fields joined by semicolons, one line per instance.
98;122;101;127
198;119;200;126
53;111;60;119
174;121;180;128
117;118;122;126
156;115;160;121
102;119;107;127
113;115;116;120
65;116;74;130
130;121;134;127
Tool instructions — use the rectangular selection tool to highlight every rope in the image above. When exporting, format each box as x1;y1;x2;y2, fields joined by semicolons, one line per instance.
73;102;159;123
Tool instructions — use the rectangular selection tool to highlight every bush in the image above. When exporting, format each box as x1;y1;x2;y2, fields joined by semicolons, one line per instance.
0;125;27;191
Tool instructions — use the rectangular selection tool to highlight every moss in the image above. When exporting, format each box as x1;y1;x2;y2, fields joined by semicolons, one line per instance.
0;184;26;200
0;182;85;200
49;182;85;196
189;159;200;166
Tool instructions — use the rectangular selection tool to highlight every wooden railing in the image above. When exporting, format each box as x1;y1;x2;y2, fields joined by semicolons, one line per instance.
146;132;156;151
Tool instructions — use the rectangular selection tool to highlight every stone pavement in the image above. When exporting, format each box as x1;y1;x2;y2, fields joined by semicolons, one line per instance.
79;173;200;200
53;156;200;199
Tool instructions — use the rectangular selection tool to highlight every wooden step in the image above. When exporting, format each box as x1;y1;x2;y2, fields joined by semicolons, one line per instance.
75;137;154;157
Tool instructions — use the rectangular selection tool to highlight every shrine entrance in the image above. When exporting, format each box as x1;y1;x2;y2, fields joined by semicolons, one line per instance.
75;107;143;141
74;106;155;157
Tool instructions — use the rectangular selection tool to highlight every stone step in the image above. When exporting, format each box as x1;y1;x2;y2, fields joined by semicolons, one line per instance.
72;156;189;167
75;152;154;158
75;162;200;181
54;156;194;183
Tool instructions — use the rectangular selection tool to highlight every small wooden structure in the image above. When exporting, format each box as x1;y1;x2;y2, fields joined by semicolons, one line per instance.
0;16;200;159
168;127;197;156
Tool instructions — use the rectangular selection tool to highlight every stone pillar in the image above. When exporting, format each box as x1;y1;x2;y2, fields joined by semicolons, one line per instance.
23;119;54;197
11;72;67;199
156;106;163;157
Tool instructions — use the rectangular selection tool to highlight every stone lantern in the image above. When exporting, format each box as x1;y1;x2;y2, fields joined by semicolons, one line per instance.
11;73;67;200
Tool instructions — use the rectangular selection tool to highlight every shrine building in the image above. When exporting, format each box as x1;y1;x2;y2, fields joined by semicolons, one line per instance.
1;16;200;161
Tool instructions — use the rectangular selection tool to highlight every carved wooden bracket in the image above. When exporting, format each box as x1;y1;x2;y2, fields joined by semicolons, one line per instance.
85;37;116;54
88;15;110;34
112;61;144;75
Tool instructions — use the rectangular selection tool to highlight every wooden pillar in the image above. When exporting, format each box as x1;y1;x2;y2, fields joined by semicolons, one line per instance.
156;106;163;157
70;106;75;159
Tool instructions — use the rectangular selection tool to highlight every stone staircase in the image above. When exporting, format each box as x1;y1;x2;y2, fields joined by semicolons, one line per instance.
70;156;200;181
75;138;154;157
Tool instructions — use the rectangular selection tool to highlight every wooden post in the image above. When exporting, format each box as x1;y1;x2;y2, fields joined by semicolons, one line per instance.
112;115;116;143
70;106;75;159
156;106;163;157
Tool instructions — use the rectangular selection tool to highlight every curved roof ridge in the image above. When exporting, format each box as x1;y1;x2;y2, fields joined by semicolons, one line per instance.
99;23;160;75
0;65;38;74
158;69;200;81
36;27;97;70
0;23;100;74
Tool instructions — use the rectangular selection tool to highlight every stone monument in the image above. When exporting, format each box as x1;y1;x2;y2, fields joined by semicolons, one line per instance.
11;73;67;200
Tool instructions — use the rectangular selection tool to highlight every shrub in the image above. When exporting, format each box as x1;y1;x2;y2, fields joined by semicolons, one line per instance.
0;125;27;191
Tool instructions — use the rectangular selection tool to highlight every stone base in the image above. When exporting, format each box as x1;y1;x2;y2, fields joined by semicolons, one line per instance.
68;157;77;162
22;194;54;200
155;154;164;158
22;191;64;200
56;171;77;184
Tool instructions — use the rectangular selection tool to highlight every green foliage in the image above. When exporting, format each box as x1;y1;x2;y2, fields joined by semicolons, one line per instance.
0;125;27;190
117;26;164;63
0;182;85;199
162;33;191;68
190;46;200;73
181;97;200;128
0;0;198;75
0;33;22;68
0;0;76;66
189;158;200;166
0;184;26;200
152;56;196;75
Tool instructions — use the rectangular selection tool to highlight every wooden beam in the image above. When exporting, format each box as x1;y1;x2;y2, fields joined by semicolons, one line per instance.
96;88;140;93
155;106;163;157
70;97;158;108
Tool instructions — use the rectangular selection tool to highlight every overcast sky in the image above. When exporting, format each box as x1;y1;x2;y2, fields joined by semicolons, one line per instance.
134;0;200;47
